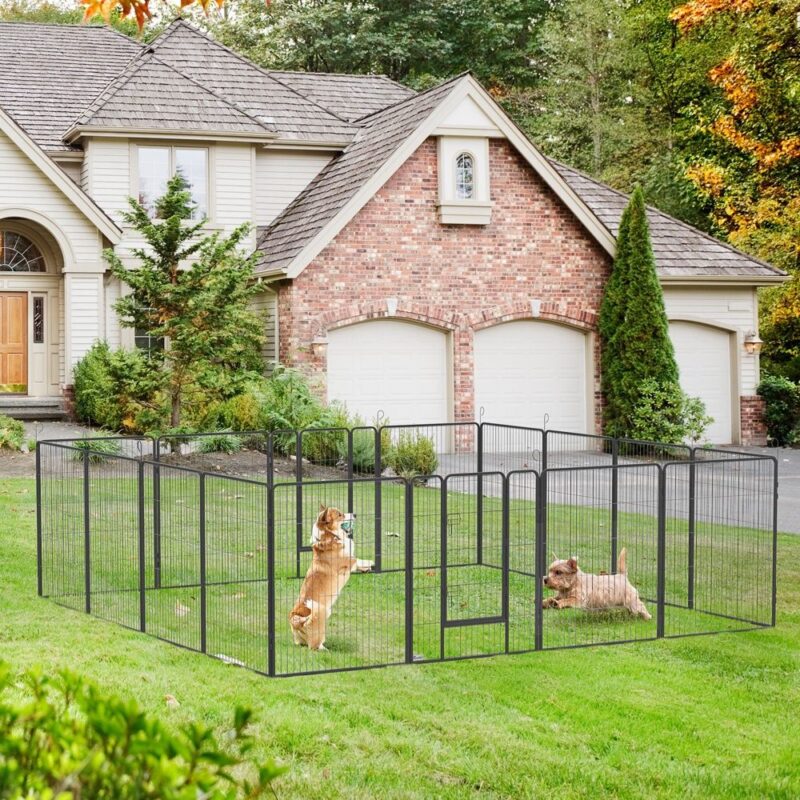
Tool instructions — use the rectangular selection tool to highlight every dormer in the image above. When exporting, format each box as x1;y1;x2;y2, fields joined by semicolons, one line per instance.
435;95;499;225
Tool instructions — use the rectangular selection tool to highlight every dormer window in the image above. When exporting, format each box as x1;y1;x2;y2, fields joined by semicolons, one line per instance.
455;152;475;200
437;137;492;225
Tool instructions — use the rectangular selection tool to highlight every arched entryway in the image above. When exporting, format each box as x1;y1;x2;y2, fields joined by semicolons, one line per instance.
0;217;63;397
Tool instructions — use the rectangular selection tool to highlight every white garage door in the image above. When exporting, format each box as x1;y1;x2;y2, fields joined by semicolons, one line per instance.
327;320;449;425
670;322;734;444
474;321;588;432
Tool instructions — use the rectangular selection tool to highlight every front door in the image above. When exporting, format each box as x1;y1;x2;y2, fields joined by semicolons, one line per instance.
0;293;27;393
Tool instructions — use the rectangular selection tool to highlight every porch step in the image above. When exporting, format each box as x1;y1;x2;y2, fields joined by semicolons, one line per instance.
0;397;68;421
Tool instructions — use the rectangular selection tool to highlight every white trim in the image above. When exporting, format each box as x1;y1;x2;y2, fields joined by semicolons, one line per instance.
263;139;351;152
660;275;787;286
0;108;122;244
282;76;616;279
65;126;276;145
432;125;503;138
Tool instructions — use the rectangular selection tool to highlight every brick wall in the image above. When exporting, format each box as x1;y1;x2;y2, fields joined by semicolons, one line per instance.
275;136;611;432
740;395;767;446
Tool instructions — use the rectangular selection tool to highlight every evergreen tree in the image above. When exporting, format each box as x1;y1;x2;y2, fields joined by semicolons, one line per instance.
599;186;679;437
106;174;264;430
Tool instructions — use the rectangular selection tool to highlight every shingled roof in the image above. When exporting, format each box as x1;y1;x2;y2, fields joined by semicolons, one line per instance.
147;22;358;143
0;21;140;151
267;70;417;122
552;162;786;281
255;75;464;273
66;48;275;140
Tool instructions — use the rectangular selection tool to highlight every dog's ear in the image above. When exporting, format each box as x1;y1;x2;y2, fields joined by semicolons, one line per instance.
319;503;327;513
567;557;578;572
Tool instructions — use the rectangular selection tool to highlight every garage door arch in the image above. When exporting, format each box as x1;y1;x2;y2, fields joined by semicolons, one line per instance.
473;319;591;432
326;318;451;425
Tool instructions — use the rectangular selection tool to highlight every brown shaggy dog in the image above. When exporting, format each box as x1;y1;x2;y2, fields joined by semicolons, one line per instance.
542;548;652;620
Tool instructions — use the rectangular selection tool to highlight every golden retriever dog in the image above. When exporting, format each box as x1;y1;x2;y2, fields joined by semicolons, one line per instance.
289;505;367;651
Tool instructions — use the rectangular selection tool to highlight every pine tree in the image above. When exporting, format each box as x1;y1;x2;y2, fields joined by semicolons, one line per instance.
106;174;264;430
599;186;679;438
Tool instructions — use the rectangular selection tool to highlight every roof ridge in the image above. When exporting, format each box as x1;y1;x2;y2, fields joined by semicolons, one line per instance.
550;158;786;277
153;19;356;128
67;45;151;131
66;44;276;136
355;71;468;124
147;52;276;131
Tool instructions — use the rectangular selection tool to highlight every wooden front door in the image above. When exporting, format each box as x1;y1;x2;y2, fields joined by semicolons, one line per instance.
0;293;27;393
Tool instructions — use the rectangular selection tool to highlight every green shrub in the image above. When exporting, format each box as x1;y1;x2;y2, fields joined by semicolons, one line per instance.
758;374;800;445
70;436;123;464
334;415;393;473
599;187;680;438
302;402;351;464
0;414;24;451
0;661;284;798
386;432;438;480
73;341;167;433
198;432;243;454
629;379;712;445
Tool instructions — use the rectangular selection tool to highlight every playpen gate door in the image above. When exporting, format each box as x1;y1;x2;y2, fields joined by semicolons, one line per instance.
440;474;507;643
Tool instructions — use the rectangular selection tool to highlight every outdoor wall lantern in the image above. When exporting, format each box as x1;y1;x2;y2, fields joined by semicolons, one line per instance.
744;331;764;355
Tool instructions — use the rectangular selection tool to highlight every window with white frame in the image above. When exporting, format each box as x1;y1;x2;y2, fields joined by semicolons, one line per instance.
137;146;208;220
455;152;475;200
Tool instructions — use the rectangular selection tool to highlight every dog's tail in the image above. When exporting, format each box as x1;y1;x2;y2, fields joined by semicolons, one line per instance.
617;547;627;575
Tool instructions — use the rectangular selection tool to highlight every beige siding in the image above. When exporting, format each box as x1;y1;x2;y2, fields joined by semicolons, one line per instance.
214;143;256;247
54;158;83;185
0;129;105;266
104;275;123;349
65;274;103;372
663;286;758;394
255;150;332;226
82;137;131;224
250;287;278;372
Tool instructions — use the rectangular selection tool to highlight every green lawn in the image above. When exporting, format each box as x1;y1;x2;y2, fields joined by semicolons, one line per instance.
4;476;800;798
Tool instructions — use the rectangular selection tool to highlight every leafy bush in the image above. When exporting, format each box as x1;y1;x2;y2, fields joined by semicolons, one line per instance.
70;436;123;464
0;662;283;798
73;341;167;433
302;402;351;464
198;432;243;454
333;415;394;473
386;432;438;480
0;414;24;451
629;379;712;445
758;374;800;446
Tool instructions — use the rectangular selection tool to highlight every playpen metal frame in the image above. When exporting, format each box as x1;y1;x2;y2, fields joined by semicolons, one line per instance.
36;423;778;677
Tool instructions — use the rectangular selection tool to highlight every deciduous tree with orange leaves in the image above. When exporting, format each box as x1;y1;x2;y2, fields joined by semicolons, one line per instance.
673;0;800;377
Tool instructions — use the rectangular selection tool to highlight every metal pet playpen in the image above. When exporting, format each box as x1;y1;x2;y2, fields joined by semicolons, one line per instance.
37;422;778;677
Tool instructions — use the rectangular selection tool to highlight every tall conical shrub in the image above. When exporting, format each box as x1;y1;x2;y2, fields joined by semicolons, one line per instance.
599;186;679;438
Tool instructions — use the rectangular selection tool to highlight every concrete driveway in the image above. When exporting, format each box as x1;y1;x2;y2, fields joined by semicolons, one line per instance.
740;446;800;535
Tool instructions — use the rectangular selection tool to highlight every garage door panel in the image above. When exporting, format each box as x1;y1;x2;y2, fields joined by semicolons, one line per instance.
669;322;733;444
327;320;448;425
474;321;588;432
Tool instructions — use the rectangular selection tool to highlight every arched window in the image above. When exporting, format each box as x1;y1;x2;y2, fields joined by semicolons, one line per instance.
455;152;475;200
0;231;46;272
